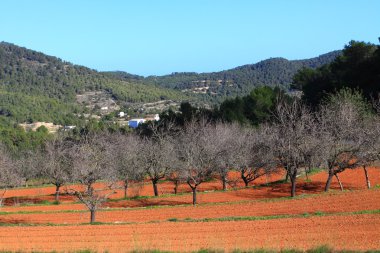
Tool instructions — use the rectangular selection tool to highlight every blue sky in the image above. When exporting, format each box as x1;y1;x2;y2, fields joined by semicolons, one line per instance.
1;0;379;76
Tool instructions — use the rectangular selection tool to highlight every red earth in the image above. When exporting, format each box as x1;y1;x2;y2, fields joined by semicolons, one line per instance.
0;168;379;252
0;214;379;252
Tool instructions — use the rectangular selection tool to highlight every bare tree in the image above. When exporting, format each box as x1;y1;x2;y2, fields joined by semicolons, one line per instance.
241;125;278;187
137;122;178;197
41;136;73;202
212;122;234;191
67;134;117;223
176;120;221;205
272;99;321;197
110;133;145;198
356;115;380;189
0;146;23;206
167;170;182;194
137;137;176;196
318;90;370;191
16;150;41;187
211;123;275;190
166;150;185;195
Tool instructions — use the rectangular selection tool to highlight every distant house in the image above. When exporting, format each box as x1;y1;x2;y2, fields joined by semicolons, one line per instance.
128;119;146;128
63;125;76;131
144;114;160;121
118;111;125;118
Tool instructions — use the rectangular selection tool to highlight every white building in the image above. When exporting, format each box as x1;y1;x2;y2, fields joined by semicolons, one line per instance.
144;114;160;121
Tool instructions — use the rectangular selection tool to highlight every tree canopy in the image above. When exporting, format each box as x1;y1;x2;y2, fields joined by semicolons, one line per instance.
293;40;380;108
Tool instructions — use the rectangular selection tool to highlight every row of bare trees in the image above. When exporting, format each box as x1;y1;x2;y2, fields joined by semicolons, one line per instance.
0;90;379;223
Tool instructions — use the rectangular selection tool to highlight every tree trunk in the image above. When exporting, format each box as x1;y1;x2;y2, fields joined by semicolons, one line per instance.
152;180;159;196
324;172;334;192
305;168;309;181
222;175;228;191
124;180;129;199
290;171;297;197
192;187;197;205
54;184;61;202
363;166;371;189
241;172;249;187
335;173;344;191
90;209;96;223
173;180;178;194
285;170;290;183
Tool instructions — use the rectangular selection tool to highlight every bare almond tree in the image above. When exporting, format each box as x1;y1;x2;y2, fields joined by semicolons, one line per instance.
239;125;277;187
272;99;321;197
318;90;370;191
137;121;178;197
110;133;145;198
167;170;182;194
16;150;41;187
41;136;73;202
137;137;176;196
166;149;186;195
67;134;117;223
211;123;275;190
176;120;221;205
0;146;23;206
212;122;235;191
355;114;380;189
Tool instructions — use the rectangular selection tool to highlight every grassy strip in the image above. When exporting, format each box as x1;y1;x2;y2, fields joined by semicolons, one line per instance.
164;209;380;223
0;209;379;228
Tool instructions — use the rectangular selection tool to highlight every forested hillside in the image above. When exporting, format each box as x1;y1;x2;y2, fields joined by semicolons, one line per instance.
0;42;192;124
293;40;380;107
0;41;342;125
139;51;341;98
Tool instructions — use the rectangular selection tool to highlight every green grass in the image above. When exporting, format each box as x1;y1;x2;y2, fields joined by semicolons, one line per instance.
0;208;378;228
155;209;380;224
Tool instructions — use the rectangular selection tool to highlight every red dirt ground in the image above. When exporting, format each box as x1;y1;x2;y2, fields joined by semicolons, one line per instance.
1;188;379;225
0;168;379;252
1;168;379;212
308;167;380;190
0;214;379;252
2;171;284;199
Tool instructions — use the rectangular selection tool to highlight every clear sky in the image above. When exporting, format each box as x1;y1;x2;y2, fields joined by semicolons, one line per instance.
1;0;379;76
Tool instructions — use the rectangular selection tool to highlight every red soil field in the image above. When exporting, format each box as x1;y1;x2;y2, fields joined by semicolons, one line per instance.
309;167;380;190
1;188;379;225
0;168;379;252
1;168;379;212
2;171;284;200
0;214;379;252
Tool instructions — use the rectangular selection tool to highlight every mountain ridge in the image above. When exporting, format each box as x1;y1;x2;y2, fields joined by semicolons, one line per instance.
0;41;341;124
105;50;341;99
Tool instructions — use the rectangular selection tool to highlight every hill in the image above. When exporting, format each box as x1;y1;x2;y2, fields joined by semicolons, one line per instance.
0;42;341;124
140;51;341;99
0;42;193;124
